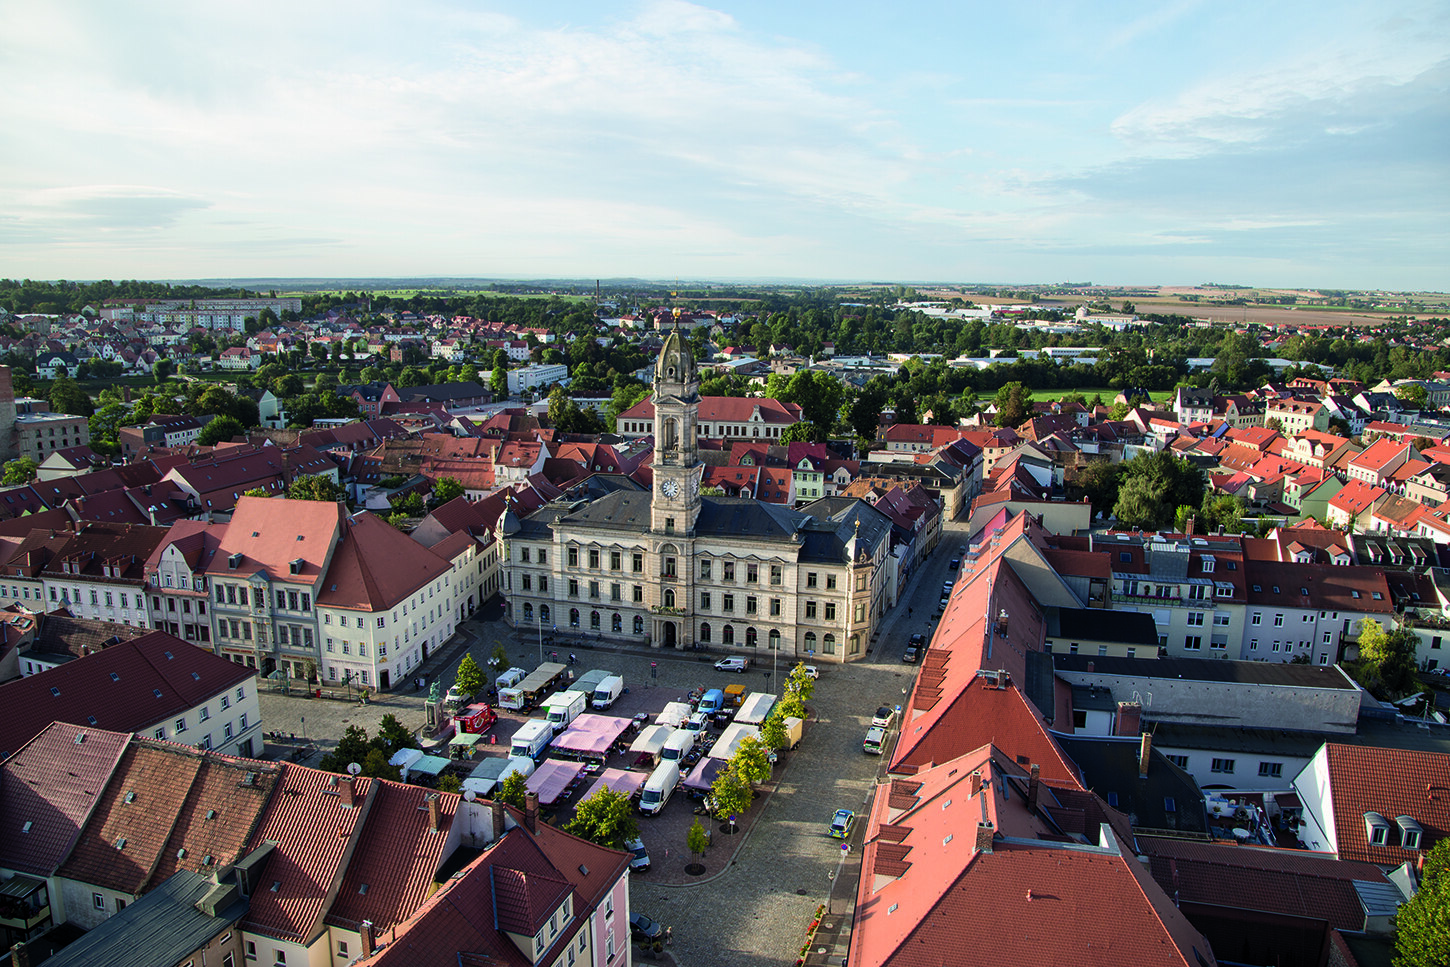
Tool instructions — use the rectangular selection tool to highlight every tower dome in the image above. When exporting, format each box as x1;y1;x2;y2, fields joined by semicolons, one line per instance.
655;328;694;386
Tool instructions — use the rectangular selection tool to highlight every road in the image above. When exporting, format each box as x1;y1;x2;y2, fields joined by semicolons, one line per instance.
259;519;972;966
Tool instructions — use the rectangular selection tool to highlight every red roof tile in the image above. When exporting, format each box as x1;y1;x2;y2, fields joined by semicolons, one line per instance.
316;513;452;612
0;722;131;876
1321;743;1450;864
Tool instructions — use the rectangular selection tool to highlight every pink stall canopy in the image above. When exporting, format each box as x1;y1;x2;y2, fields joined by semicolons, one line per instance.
551;714;634;759
526;759;586;806
581;768;648;804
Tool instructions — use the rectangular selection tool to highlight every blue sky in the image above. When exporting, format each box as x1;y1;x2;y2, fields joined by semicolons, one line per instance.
1;0;1446;290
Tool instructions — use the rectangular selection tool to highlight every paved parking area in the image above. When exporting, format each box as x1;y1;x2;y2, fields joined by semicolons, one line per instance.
260;519;975;966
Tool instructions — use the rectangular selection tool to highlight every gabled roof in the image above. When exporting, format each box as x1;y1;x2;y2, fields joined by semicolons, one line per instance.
0;631;255;759
1320;743;1450;865
326;782;456;934
316;512;452;612
204;495;344;580
243;765;374;943
0;722;131;876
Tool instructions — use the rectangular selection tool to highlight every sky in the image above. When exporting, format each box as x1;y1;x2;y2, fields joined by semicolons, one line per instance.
1;0;1446;290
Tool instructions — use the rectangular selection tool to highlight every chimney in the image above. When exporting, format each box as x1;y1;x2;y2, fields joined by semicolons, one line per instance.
524;792;539;834
1185;515;1196;536
11;942;29;967
1027;763;1041;812
341;776;356;808
969;771;982;797
1087;661;1094;674
1139;733;1152;779
975;822;995;854
359;920;375;958
1115;702;1142;737
491;800;505;839
427;794;441;832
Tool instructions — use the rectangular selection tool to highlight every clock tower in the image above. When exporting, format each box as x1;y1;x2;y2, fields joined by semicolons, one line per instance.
651;326;704;534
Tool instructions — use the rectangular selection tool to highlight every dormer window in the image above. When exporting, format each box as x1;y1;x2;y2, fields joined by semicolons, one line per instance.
1397;816;1423;850
1364;811;1390;846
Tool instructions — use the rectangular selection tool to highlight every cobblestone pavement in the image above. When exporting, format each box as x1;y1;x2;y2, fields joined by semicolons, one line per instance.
260;520;974;966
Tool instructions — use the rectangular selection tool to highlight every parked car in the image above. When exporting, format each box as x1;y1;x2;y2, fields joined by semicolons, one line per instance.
443;685;472;709
630;912;664;940
872;705;898;728
903;643;920;663
715;656;750;672
948;558;961;570
909;633;925;647
863;726;888;754
830;808;856;839
626;837;651;873
800;665;820;679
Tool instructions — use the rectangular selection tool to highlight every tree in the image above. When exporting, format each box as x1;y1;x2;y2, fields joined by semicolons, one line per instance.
1;457;37;485
375;713;417;756
361;748;400;781
1073;460;1125;518
1395;837;1450;967
1354;619;1419;698
786;662;816;702
564;787;640;850
1112;450;1205;530
1265;417;1285;433
432;477;464;504
732;735;773;786
197;414;245;446
759;714;789;751
490;643;509;672
454;653;485;698
993;381;1031;428
687;817;709;866
437;773;462;794
289;475;344;502
1396;382;1429;409
242;487;272;498
491;362;508;397
709;763;754;822
48;377;94;417
778;422;819;444
1113;475;1166;530
497;770;529;809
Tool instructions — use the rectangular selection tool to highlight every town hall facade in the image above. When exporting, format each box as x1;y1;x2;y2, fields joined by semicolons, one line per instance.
500;330;893;663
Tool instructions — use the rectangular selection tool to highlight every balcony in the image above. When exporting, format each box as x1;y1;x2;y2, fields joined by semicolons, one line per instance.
1113;591;1217;611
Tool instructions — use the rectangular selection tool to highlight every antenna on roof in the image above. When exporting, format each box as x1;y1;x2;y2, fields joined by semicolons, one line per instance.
346;762;362;776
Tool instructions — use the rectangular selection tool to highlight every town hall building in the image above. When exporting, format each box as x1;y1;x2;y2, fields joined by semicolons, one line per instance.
501;330;893;663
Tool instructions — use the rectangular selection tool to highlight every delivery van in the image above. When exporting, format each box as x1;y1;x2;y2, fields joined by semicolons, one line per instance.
591;675;625;710
660;728;696;763
638;761;682;815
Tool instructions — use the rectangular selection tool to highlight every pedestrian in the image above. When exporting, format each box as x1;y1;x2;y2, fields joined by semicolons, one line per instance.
665;926;672;947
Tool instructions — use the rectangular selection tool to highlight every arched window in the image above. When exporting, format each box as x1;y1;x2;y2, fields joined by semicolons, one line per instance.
663;418;679;450
804;631;817;655
768;629;780;651
540;604;550;625
523;603;533;622
723;624;735;645
590;610;601;630
823;633;836;655
633;615;644;635
569;608;580;628
746;627;758;649
700;622;711;643
664;588;676;608
612;613;622;633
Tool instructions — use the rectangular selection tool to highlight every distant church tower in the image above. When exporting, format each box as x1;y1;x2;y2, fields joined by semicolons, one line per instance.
650;324;704;535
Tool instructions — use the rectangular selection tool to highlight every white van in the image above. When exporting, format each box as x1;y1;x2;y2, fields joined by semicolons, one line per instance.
638;760;681;815
660;728;696;763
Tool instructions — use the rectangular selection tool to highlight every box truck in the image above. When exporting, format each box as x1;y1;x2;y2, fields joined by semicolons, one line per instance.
543;690;587;734
510;719;554;760
638;760;681;815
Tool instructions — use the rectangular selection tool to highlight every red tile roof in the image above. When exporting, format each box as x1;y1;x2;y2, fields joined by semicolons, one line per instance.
0;722;131;876
243;765;375;943
619;394;802;426
0;631;255;758
1138;837;1390;932
204;495;344;581
316;512;452;612
326;782;456;934
1321;743;1450;865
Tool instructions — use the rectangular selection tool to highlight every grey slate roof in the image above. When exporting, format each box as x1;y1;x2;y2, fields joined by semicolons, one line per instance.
1052;653;1358;690
1056;735;1210;836
42;869;245;967
1050;607;1159;647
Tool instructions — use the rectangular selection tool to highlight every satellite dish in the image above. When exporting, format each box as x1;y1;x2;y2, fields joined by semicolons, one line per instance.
464;790;477;802
346;763;362;776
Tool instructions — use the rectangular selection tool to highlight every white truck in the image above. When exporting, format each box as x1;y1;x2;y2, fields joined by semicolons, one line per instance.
510;719;554;761
638;760;681;815
655;702;692;729
496;666;526;691
590;675;625;710
543;690;587;734
660;728;696;763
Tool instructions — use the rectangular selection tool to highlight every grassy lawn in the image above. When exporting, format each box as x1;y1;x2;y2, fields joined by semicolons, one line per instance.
975;386;1174;404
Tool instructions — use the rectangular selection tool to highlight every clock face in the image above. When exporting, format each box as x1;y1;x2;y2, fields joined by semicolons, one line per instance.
661;479;680;498
690;476;699;495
